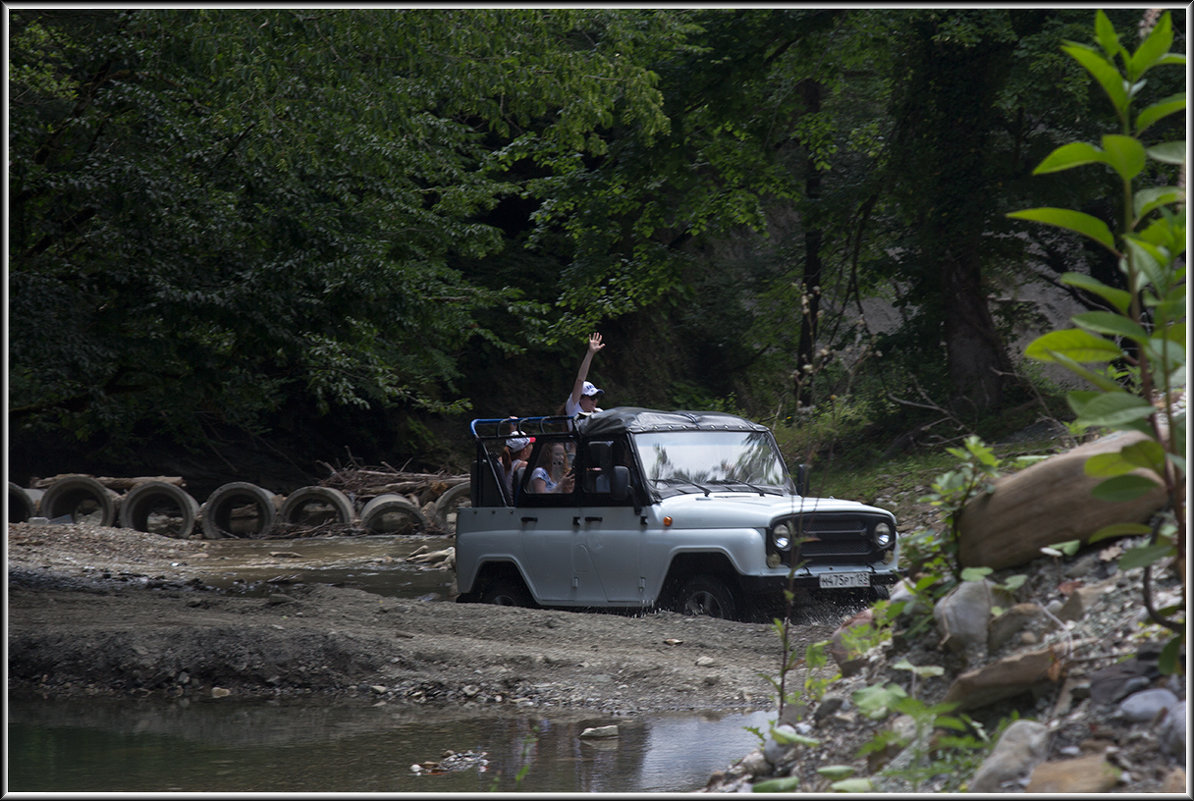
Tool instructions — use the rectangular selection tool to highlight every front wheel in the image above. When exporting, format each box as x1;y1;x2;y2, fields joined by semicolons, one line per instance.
673;574;739;620
480;577;535;608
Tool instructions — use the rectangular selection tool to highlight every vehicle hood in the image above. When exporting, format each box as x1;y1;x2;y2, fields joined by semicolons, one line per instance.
655;492;893;528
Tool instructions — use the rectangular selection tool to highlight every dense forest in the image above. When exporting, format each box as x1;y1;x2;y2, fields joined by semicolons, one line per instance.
7;8;1186;490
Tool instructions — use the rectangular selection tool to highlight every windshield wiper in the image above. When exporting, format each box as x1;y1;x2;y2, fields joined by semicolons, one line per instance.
654;477;710;496
708;478;780;496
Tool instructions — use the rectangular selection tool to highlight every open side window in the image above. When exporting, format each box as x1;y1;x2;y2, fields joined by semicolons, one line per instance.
515;435;579;507
577;439;634;505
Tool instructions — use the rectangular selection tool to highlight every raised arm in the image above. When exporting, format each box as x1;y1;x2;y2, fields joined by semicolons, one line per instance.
568;332;605;407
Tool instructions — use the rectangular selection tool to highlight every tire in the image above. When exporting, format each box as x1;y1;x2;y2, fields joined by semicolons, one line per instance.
673;574;739;620
39;475;120;527
433;482;471;532
279;486;356;528
480;577;535;608
119;481;201;539
200;482;279;539
359;493;427;535
9;483;37;523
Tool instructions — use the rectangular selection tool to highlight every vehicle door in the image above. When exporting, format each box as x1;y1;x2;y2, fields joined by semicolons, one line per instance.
573;438;644;603
512;436;594;604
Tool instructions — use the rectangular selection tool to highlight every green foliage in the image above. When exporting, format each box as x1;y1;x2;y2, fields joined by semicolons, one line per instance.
917;436;1043;582
1010;9;1185;673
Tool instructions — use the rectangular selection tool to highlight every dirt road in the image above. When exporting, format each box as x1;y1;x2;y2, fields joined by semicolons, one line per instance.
7;522;840;713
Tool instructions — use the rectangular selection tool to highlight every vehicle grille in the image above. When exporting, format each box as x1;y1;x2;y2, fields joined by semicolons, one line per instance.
781;515;884;566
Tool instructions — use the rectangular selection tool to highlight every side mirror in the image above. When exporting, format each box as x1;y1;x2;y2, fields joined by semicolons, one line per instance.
794;463;810;496
610;465;630;501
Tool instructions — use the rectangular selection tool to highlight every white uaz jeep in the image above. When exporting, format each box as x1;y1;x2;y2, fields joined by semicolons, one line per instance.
454;408;899;619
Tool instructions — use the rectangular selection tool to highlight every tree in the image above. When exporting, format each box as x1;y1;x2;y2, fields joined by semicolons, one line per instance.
8;9;678;454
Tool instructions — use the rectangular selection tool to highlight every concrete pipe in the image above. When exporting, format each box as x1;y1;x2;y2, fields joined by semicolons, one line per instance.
433;481;472;532
119;481;201;539
39;475;120;526
278;486;356;528
9;482;37;523
360;493;427;535
200;482;279;539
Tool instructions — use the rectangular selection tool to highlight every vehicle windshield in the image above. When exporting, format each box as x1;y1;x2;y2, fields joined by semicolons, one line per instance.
632;430;792;495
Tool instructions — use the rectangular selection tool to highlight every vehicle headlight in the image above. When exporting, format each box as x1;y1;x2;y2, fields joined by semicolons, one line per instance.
874;521;894;549
771;521;794;551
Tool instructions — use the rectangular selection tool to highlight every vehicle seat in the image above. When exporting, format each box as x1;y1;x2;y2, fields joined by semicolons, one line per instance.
511;466;527;505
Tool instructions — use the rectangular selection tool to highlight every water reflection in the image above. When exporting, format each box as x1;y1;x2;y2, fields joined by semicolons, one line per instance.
8;696;773;793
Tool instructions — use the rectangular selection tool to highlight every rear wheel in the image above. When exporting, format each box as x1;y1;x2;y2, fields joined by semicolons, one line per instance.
673;574;738;620
480;577;535;608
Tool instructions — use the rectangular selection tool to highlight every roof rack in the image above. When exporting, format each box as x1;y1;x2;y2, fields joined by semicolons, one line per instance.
469;415;577;441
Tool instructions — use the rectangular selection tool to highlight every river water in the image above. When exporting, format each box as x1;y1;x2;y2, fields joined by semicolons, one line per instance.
9;533;778;793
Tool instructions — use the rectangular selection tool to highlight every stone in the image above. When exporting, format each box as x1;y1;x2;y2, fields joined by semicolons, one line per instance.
943;648;1060;711
957;431;1167;570
1118;687;1178;723
933;579;1011;655
1160;768;1186;793
968;719;1050;793
987;603;1047;652
763;724;797;764
579;725;619;739
737;750;770;778
210;687;231;698
1056;583;1106;622
695;655;716;667
1159;700;1186;756
1025;755;1120;793
828;607;874;677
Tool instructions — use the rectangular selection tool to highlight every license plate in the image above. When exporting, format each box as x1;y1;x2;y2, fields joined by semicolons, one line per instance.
819;572;869;589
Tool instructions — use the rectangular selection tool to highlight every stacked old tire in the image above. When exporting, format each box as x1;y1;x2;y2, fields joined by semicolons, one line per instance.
9;468;469;540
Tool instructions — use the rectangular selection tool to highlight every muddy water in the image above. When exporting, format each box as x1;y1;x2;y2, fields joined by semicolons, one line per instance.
11;534;777;792
8;696;772;792
181;533;458;599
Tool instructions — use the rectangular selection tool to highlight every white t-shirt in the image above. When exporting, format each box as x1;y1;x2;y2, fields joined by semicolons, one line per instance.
565;396;604;418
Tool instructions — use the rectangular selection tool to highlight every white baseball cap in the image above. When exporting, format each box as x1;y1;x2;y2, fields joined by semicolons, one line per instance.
507;435;533;452
581;381;604;398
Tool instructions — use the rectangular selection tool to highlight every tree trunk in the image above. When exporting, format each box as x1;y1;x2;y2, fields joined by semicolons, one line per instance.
795;79;823;407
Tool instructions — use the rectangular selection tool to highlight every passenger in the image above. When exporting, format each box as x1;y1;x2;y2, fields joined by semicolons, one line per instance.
564;332;606;418
500;434;534;499
530;441;575;494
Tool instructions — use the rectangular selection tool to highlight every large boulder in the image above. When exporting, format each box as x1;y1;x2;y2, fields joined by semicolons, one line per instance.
958;431;1168;570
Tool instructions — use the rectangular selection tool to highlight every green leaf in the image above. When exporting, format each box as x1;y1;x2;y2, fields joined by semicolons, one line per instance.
1128;10;1173;81
1147;142;1187;165
1089;522;1152;542
1159;635;1183;675
752;776;801;793
1062;43;1128;112
1060;272;1132;314
1134;184;1184;221
1032;141;1107;174
829;778;875;793
817;766;856;780
1085;439;1166;477
1007;208;1116;253
1076;391;1156;428
961;566;993;582
1099;134;1146;182
1025;329;1122;364
770;727;821;747
1072;311;1150;344
1093;11;1123;60
1003;573;1029;592
1091;474;1161;502
853;683;906;720
1136;94;1186;136
1118;542;1175;570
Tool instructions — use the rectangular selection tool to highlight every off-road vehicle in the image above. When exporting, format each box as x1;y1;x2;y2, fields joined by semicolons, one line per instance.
454;408;899;619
